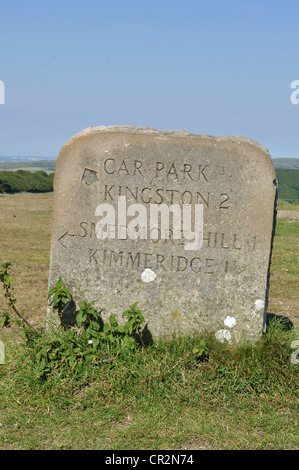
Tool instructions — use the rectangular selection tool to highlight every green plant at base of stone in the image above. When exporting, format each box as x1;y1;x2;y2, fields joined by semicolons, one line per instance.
0;266;148;378
34;277;146;377
100;313;125;343
76;300;102;349
47;276;72;323
122;302;145;348
26;329;98;377
0;262;34;331
26;277;144;378
97;304;146;349
192;339;209;362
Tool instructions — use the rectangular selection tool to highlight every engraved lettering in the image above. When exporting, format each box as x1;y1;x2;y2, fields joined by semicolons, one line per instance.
90;222;96;238
126;186;138;202
155;188;164;204
167;162;179;179
104;185;114;201
177;256;187;272
117;160;129;175
156;162;164;177
58;232;75;249
181;190;192;205
181;163;194;180
104;158;115;174
109;251;123;266
144;253;153;268
79;222;88;237
221;233;229;249
196;191;210;207
134;160;143;176
141;187;152;204
156;254;166;270
89;248;227;275
233;234;242;250
205;258;214;274
127;252;141;268
225;260;229;273
213;232;218;248
165;189;179;205
220;193;229;209
150;227;160;242
90;249;100;264
203;231;211;248
190;257;201;273
166;228;175;246
198;165;208;181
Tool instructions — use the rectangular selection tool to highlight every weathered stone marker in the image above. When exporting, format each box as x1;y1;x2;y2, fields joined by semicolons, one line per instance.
48;126;277;342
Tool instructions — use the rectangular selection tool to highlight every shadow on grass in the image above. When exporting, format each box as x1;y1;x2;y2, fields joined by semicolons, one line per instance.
266;312;294;331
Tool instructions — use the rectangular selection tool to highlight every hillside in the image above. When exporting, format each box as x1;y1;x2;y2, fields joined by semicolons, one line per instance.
276;169;299;203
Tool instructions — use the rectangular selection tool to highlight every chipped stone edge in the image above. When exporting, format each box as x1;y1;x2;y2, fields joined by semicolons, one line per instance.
60;125;270;156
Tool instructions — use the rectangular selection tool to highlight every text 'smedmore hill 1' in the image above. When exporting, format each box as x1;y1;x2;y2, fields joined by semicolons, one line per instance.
48;126;277;342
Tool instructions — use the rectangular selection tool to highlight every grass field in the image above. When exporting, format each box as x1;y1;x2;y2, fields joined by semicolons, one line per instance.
0;160;55;173
0;193;298;450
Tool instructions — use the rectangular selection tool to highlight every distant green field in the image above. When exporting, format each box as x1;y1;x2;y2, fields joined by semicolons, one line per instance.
0;160;55;173
276;169;299;203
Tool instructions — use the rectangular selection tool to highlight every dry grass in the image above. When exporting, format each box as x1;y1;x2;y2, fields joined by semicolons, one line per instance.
268;212;299;328
0;193;53;328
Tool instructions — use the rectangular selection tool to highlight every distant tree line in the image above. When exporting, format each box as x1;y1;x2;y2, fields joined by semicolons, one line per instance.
0;170;54;193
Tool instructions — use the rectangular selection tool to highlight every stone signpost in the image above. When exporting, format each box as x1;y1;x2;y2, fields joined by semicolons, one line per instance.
48;126;277;342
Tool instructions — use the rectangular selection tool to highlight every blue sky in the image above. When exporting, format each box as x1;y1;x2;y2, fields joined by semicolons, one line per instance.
0;0;299;158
